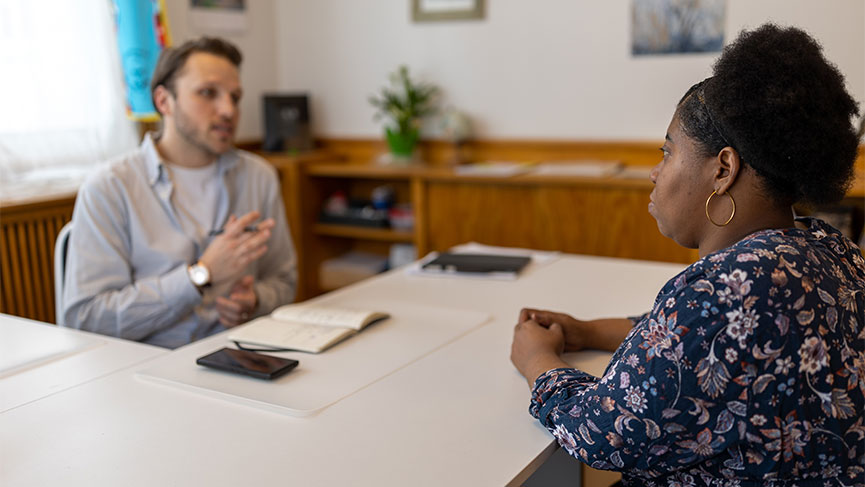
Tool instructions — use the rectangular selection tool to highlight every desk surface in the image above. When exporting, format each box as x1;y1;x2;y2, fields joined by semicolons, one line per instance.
0;254;684;487
0;314;166;413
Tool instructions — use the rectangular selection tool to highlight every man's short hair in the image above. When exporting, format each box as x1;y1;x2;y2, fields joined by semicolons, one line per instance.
149;37;242;114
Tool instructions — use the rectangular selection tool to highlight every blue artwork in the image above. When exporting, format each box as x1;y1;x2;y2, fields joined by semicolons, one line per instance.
632;0;725;55
113;0;170;121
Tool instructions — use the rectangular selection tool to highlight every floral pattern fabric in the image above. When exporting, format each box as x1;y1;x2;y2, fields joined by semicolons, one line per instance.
530;218;865;487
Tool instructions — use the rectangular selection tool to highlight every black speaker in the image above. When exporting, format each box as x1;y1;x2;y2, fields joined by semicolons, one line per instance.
262;94;312;152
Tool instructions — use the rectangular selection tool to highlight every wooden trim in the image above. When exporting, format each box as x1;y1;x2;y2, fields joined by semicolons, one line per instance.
411;177;429;257
0;193;77;212
311;137;667;168
313;224;414;242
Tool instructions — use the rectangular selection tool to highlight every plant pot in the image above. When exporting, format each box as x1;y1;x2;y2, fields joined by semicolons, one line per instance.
385;127;419;158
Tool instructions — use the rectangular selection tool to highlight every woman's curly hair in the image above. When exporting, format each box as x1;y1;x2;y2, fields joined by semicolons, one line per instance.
677;24;860;206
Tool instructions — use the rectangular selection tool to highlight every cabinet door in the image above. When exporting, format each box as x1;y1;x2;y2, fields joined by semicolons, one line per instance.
423;180;697;264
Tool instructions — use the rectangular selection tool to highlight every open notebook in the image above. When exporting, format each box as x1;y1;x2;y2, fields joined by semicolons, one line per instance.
228;305;390;353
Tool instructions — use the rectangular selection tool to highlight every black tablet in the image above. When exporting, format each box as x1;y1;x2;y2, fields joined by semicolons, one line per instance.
421;253;531;274
196;348;299;380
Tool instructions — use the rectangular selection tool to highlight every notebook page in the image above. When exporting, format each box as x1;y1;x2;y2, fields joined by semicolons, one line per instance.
271;306;374;330
228;317;354;353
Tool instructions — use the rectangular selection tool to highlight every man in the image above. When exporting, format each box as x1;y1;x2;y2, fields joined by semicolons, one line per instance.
62;37;296;348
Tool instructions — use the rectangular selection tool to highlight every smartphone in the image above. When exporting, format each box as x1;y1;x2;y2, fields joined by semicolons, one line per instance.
196;347;299;380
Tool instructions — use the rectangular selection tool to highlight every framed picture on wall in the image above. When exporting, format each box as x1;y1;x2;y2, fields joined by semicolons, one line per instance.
412;0;484;22
189;0;248;33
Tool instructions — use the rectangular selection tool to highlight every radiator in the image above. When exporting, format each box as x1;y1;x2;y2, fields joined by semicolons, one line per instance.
0;196;75;324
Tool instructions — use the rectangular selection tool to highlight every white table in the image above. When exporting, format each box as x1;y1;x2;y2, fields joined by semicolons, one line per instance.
0;314;166;413
0;254;684;487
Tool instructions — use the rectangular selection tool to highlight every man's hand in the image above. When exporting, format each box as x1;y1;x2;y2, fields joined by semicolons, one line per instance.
215;275;258;328
199;211;275;287
510;318;569;387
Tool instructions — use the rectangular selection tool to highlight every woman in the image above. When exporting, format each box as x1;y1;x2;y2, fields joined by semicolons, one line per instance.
511;24;864;486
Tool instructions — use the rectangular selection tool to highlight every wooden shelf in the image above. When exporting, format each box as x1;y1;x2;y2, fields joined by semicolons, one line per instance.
305;163;423;179
312;223;414;242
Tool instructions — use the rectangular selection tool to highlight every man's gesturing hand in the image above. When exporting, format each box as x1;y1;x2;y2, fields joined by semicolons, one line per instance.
199;211;275;287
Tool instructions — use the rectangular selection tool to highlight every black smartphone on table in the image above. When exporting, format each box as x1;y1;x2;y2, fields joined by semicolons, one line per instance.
196;347;299;380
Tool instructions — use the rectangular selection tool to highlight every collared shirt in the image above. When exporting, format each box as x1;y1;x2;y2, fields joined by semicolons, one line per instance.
62;134;296;349
530;218;865;486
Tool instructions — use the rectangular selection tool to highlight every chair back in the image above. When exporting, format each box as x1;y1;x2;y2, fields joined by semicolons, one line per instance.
54;222;73;326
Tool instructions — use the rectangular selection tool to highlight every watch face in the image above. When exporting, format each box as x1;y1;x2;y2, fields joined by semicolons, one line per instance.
190;264;210;286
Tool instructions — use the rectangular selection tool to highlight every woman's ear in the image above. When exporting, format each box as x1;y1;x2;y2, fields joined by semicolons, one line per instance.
714;147;742;195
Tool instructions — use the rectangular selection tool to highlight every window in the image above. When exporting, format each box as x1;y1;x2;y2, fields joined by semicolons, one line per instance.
0;0;138;199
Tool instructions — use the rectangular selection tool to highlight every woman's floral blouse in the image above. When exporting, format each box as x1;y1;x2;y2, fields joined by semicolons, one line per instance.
530;218;865;486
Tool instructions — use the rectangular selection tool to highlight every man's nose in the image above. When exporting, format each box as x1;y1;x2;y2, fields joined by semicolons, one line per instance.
217;93;238;118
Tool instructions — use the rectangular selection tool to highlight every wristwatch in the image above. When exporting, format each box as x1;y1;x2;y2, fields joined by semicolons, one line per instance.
188;262;211;288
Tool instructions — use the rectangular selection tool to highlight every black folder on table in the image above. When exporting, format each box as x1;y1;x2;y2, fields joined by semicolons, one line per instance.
421;253;531;275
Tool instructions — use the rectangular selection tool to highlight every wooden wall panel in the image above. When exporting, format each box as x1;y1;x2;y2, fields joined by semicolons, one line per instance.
424;181;698;264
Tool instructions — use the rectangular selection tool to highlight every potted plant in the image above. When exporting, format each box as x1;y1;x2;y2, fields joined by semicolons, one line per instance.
369;65;438;160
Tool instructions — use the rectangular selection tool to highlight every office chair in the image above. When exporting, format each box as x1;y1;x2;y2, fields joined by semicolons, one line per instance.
54;222;72;326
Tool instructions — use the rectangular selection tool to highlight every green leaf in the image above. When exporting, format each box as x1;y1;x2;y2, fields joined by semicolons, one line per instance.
368;65;439;132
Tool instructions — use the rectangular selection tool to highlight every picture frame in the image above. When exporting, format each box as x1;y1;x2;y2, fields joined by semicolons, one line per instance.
262;94;313;153
412;0;484;22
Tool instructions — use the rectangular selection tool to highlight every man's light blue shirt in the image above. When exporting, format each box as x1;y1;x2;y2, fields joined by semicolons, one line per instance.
62;134;296;348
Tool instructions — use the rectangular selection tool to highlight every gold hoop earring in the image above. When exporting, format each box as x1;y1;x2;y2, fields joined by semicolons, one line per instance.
705;190;735;226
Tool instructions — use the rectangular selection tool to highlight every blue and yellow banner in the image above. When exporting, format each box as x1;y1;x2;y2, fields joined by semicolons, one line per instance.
113;0;171;121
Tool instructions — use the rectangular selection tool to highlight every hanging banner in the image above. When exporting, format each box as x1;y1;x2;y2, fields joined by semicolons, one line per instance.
113;0;171;121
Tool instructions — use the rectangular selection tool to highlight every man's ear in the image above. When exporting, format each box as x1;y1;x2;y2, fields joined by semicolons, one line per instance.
714;147;742;196
152;85;173;118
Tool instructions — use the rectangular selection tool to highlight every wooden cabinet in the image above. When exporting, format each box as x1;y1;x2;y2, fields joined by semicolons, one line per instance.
280;160;700;301
420;172;698;263
292;164;423;298
270;141;864;302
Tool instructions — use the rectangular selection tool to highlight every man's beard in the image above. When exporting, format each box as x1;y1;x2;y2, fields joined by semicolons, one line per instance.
173;102;232;159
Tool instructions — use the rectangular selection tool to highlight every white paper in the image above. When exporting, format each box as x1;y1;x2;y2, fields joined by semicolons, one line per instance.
616;166;654;180
454;161;532;177
529;161;623;177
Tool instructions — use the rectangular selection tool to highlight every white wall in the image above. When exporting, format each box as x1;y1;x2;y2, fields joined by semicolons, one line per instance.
273;0;865;141
163;0;279;140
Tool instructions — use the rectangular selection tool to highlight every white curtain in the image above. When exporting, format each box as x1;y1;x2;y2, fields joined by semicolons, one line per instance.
0;0;138;197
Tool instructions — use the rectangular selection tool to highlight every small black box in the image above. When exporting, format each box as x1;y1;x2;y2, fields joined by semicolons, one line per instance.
262;94;312;152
